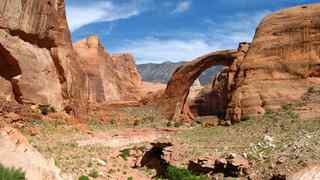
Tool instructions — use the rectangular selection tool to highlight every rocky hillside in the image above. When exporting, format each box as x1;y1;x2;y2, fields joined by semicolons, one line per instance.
137;62;222;84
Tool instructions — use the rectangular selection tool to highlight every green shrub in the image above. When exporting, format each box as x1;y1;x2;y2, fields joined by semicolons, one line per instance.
0;164;26;180
127;177;133;180
119;148;131;161
166;166;207;180
240;116;250;121
39;104;56;115
79;175;89;180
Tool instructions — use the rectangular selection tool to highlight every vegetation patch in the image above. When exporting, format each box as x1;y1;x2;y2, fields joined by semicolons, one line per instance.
165;165;208;180
0;163;26;180
119;148;131;161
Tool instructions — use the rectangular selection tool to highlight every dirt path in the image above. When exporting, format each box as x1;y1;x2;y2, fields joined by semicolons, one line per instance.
77;128;179;148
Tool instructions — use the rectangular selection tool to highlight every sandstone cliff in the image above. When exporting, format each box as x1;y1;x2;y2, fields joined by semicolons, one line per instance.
0;0;87;115
74;36;142;103
226;4;320;122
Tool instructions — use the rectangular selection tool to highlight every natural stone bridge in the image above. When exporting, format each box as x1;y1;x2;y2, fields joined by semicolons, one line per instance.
159;49;240;122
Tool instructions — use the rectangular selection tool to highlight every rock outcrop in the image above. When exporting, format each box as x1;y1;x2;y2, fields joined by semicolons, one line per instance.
0;0;87;116
0;126;63;180
226;3;320;122
74;36;142;103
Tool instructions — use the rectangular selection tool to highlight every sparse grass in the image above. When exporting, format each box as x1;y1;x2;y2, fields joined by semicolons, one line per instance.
0;164;26;180
118;106;169;128
174;104;320;179
20;118;111;178
17;91;320;179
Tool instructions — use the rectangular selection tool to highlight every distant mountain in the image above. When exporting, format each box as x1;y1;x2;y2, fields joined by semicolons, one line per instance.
137;62;222;85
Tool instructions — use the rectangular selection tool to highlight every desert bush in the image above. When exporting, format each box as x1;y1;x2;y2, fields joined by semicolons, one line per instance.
0;163;26;180
78;175;89;180
166;165;208;180
39;104;56;115
247;135;276;161
119;148;131;161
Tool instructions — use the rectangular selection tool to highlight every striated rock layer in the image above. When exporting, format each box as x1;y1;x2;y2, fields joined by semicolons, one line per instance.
0;0;87;115
74;36;142;103
226;3;320;122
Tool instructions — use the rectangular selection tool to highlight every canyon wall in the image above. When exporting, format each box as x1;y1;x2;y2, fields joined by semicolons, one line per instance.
0;0;87;115
74;36;142;103
226;4;320;122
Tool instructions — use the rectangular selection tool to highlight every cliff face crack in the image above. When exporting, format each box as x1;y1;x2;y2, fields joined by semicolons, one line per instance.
0;43;23;103
8;29;56;49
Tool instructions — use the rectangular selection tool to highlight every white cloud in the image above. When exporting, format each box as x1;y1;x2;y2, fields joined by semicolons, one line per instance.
205;10;271;47
66;1;140;31
112;10;271;64
172;1;192;13
114;37;223;64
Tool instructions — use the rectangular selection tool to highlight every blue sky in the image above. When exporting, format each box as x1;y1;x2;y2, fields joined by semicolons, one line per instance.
66;0;320;64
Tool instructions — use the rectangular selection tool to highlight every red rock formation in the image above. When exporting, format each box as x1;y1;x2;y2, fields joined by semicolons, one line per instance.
159;49;239;122
74;36;142;103
161;3;320;123
0;0;87;116
226;3;320;122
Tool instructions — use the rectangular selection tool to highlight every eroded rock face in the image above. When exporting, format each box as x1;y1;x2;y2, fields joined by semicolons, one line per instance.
226;4;320;122
74;36;142;103
0;126;63;180
0;0;87;115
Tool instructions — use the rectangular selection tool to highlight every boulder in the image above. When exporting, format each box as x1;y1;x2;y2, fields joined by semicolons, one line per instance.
74;36;142;103
0;0;87;116
0;126;63;180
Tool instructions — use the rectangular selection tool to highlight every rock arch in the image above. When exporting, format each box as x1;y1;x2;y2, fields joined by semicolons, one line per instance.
159;49;240;122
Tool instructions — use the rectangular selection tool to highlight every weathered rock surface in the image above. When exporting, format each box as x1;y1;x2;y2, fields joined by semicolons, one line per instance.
0;0;87;115
289;165;320;180
226;3;320;122
74;35;142;103
0;126;63;180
